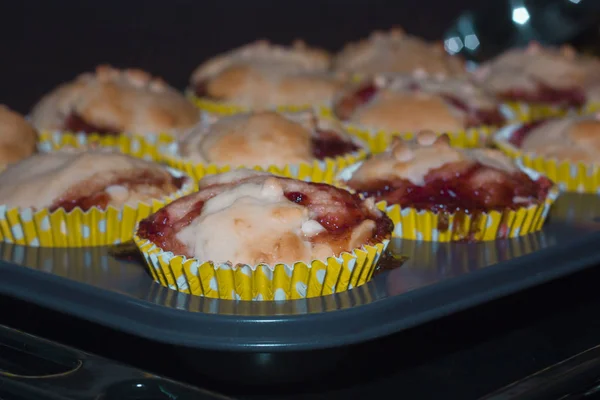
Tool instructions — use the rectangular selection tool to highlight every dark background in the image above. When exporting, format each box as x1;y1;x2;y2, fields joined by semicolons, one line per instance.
0;0;481;113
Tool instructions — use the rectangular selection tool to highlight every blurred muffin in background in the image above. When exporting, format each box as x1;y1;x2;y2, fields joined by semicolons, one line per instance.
189;40;345;110
30;65;199;138
474;42;600;109
0;105;37;166
333;28;466;77
333;73;505;133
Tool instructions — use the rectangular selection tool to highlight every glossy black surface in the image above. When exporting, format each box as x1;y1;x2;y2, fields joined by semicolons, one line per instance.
1;193;599;356
3;264;600;399
0;325;231;400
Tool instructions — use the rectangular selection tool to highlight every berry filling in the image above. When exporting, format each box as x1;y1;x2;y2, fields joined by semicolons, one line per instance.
311;129;360;159
351;163;552;214
137;177;393;258
50;172;186;212
499;83;586;108
63;113;120;136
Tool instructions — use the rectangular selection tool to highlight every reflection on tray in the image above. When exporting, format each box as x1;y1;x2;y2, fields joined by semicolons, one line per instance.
0;193;599;316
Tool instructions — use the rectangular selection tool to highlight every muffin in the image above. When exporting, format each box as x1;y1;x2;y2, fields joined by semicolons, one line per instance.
494;115;600;192
30;65;199;139
161;110;366;180
0;150;193;247
0;105;37;166
189;40;344;112
134;169;392;300
339;131;557;241
333;74;506;151
474;42;600;118
333;28;466;77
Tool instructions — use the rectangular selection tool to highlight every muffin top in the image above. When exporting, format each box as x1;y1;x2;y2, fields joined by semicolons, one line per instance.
334;74;505;132
177;110;361;168
345;131;553;211
30;65;199;137
506;115;600;164
0;105;38;165
474;42;600;106
190;40;341;108
136;170;392;265
0;150;186;211
333;28;466;77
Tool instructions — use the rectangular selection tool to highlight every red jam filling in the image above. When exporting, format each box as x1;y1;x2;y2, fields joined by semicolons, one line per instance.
508;119;549;147
499;84;586;108
353;163;552;214
193;80;210;98
49;173;186;213
311;129;360;159
439;94;506;127
63;113;120;136
334;83;379;121
137;180;393;255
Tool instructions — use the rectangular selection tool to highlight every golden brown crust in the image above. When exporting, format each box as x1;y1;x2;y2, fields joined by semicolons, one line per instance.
351;91;465;133
0;150;180;210
30;65;199;137
189;40;341;108
178;110;356;168
0;105;38;165
333;28;466;77
138;170;390;265
335;74;502;132
475;42;600;100
518;116;600;163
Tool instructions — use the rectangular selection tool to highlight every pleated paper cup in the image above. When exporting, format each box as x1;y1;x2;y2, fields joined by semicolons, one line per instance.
494;123;600;193
343;124;497;154
502;101;600;122
337;162;559;242
37;130;177;161
0;168;196;247
134;233;389;301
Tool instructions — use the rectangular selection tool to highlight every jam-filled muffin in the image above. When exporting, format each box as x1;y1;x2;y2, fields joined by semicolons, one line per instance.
189;40;344;109
344;131;553;213
176;111;362;168
333;28;466;77
137;169;392;265
0;105;37;165
334;74;506;133
0;150;187;212
30;65;199;137
474;42;600;108
505;115;600;164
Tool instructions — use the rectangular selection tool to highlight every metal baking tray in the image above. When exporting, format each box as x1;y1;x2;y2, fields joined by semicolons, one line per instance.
0;192;599;356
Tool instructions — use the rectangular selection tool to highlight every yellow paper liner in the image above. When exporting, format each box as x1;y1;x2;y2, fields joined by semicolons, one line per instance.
0;168;196;247
134;233;389;301
503;101;600;122
337;162;559;242
146;271;378;313
493;123;600;193
186;90;332;117
343;124;496;154
37;130;176;161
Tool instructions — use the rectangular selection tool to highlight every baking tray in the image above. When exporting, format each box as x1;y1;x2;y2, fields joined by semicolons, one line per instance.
0;193;599;355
